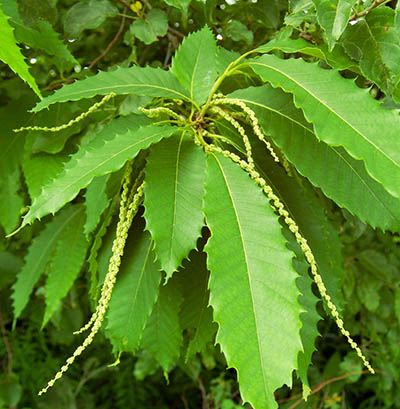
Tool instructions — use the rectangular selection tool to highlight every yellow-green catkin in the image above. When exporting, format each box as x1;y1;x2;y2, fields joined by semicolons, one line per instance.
138;106;183;122
38;176;145;396
205;143;375;375
211;94;280;163
210;105;255;170
14;92;116;133
74;166;144;336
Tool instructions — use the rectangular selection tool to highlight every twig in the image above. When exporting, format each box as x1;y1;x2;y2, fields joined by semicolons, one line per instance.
168;26;185;38
350;0;389;20
89;10;127;69
286;370;371;409
163;41;173;69
0;311;12;375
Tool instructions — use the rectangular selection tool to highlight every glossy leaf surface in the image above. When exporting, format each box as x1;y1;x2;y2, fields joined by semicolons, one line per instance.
249;54;400;198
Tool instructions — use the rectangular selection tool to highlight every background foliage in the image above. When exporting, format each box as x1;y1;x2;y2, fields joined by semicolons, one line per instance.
1;0;400;408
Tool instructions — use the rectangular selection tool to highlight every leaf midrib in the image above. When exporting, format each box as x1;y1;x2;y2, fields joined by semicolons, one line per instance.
239;97;398;222
213;154;269;400
249;60;400;169
28;128;169;219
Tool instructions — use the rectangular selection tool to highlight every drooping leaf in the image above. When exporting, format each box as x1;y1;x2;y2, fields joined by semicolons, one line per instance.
12;205;83;319
342;7;400;102
0;251;23;291
0;168;23;234
20;124;175;229
313;0;357;50
15;0;56;27
178;250;217;358
106;229;162;353
248;54;400;199
32;67;191;112
225;20;254;45
230;85;400;231
130;9;168;45
282;225;320;399
170;26;219;106
84;175;111;238
43;205;89;326
255;37;358;71
27;100;92;154
64;0;118;38
143;133;206;279
0;4;41;97
141;278;183;373
1;0;77;65
0;97;36;176
23;153;67;200
204;153;302;409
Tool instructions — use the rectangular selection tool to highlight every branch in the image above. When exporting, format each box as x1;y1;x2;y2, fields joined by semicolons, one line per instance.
285;370;371;409
89;9;127;70
350;0;390;20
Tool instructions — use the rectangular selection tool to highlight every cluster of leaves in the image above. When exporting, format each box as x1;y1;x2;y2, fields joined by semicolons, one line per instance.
1;0;400;408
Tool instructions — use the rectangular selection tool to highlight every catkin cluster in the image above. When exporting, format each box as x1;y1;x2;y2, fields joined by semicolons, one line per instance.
39;163;144;395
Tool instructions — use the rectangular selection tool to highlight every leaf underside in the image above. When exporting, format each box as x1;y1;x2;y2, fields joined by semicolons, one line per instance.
204;153;302;409
106;229;162;353
140;278;183;373
12;205;83;319
43;204;89;326
144;133;206;279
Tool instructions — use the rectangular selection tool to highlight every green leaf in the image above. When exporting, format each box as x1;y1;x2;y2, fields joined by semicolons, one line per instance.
143;133;206;279
342;7;400;102
130;9;168;45
1;0;77;64
84;175;111;238
32;66;191;112
43;205;89;326
248;135;345;312
170;26;219;106
178;250;217;358
0;4;40;97
248;54;400;199
255;37;358;71
0;251;22;290
282;225;320;399
20;124;175;229
230;85;400;231
23;153;67;200
0;168;23;234
106;229;162;353
313;0;357;50
64;0;118;38
15;0;56;27
163;0;191;19
225;21;254;45
0;97;35;176
12;205;83;319
141;278;183;373
204;153;302;409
